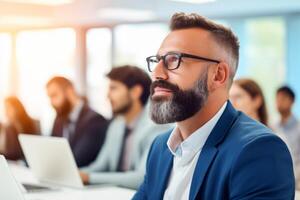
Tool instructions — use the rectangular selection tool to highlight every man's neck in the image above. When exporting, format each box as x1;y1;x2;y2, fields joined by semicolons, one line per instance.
280;111;292;125
248;112;260;123
177;97;227;140
70;97;81;111
124;101;143;126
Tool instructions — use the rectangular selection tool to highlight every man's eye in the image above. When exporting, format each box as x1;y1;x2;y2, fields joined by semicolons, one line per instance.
167;56;179;63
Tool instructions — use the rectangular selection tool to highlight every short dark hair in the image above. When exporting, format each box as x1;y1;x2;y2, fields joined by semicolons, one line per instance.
107;65;152;106
170;12;240;79
46;76;73;90
277;86;295;102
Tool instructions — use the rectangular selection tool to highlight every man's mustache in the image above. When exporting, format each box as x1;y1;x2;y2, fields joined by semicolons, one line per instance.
150;80;180;95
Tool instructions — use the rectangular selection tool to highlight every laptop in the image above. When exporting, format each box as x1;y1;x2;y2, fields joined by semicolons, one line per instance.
0;155;25;200
18;134;84;189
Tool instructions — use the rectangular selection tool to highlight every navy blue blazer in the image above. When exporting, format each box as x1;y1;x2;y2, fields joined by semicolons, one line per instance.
133;102;295;200
52;105;109;167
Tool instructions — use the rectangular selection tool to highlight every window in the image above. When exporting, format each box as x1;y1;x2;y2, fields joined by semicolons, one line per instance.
114;23;168;70
0;33;11;121
86;28;112;118
16;28;76;134
231;17;285;122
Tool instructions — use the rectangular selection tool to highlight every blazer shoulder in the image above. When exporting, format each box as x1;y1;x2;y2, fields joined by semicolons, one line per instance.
224;112;290;159
81;106;107;123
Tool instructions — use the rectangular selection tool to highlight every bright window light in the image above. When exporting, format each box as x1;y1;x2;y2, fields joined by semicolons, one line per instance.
98;8;156;21
0;0;72;5
170;0;216;3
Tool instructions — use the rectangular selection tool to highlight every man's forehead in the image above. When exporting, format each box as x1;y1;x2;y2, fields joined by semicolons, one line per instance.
158;28;214;55
109;80;126;88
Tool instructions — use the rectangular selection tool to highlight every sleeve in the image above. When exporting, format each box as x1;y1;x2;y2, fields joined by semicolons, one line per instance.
229;134;295;200
87;126;160;189
88;171;145;189
132;136;159;200
80;134;110;173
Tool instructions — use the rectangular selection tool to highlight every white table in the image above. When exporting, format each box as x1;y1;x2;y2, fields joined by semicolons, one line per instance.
8;162;135;200
25;187;135;200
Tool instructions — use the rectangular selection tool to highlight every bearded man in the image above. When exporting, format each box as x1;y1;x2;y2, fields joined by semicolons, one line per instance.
47;76;108;167
79;65;172;189
133;13;295;200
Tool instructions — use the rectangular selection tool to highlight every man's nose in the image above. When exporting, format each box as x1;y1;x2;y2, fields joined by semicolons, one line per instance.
152;60;169;81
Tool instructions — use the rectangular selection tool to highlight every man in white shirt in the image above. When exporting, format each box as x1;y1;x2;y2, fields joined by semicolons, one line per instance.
273;85;300;188
133;12;294;200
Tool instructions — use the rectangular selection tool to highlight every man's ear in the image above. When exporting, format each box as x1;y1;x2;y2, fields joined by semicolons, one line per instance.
253;95;263;110
209;62;230;91
130;85;143;102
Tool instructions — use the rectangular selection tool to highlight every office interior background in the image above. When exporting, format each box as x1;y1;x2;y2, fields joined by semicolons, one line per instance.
0;0;299;134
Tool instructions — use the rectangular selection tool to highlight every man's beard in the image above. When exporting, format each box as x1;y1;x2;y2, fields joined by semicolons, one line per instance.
150;70;209;124
112;96;133;116
55;99;72;121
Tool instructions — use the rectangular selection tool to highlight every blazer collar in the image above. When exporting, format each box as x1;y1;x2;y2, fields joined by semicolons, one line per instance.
156;136;174;199
189;101;239;200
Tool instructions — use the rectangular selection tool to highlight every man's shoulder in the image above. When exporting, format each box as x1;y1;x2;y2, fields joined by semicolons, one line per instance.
80;105;107;123
223;112;287;154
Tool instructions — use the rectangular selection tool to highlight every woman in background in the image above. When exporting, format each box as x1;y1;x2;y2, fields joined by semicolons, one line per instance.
230;78;268;126
0;96;39;160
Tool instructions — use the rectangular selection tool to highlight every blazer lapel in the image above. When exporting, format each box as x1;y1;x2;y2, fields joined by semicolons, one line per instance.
156;141;173;199
189;101;239;200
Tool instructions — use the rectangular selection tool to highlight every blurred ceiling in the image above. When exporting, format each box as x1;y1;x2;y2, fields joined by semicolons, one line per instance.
1;0;300;30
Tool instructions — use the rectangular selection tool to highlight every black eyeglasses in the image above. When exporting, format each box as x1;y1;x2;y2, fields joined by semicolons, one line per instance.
146;52;220;72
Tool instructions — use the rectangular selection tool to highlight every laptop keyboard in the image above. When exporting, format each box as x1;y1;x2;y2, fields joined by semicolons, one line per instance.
22;183;52;193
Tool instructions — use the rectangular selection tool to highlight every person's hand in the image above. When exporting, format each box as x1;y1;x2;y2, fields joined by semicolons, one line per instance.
79;171;89;185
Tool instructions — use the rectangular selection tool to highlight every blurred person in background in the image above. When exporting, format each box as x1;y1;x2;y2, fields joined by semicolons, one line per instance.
230;78;268;125
0;96;40;160
274;86;299;135
80;65;172;189
46;76;109;167
274;85;300;188
230;80;300;186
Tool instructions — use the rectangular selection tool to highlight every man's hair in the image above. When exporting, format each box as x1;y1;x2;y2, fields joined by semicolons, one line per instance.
170;13;240;80
277;85;295;102
46;76;74;90
107;65;152;106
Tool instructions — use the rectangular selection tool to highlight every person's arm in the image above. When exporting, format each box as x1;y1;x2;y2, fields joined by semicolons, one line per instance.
85;129;157;189
0;126;23;160
87;171;144;189
229;134;295;200
79;120;111;172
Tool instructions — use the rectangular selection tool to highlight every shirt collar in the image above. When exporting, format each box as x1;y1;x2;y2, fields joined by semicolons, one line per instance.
69;100;84;123
167;101;228;158
115;108;144;131
278;114;298;132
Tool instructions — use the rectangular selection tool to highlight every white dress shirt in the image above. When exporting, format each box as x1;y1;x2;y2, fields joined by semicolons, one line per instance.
163;102;227;200
63;100;84;140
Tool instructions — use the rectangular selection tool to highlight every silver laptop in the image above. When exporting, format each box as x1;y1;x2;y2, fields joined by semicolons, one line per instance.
0;155;25;200
18;134;84;189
